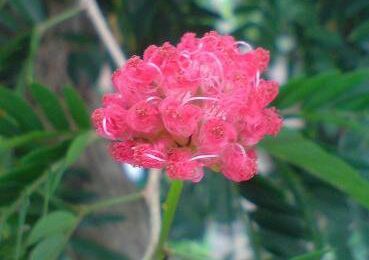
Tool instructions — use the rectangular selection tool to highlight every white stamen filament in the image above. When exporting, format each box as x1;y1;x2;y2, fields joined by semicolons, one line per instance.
180;52;191;59
197;52;224;79
255;70;260;88
235;41;253;53
147;62;163;79
102;117;113;137
144;153;166;162
146;96;162;103
185;96;219;103
190;154;219;161
236;143;247;158
178;53;193;71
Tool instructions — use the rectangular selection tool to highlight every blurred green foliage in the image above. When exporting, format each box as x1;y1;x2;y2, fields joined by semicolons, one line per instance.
0;0;369;259
233;0;369;74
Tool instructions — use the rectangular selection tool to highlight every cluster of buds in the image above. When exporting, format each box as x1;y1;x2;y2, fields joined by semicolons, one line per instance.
92;31;282;182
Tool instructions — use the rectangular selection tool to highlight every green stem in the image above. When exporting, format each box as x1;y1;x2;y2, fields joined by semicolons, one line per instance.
81;192;144;215
42;171;52;216
38;6;83;33
54;191;144;260
0;174;47;238
16;6;83;93
14;198;29;260
16;28;40;93
155;180;184;259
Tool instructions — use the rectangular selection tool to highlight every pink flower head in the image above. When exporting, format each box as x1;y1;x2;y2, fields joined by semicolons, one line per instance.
159;97;202;138
132;143;166;169
240;108;283;147
197;118;237;153
166;148;204;182
250;79;279;109
221;144;257;182
112;56;161;94
126;100;162;135
109;140;135;164
92;31;282;183
91;105;131;140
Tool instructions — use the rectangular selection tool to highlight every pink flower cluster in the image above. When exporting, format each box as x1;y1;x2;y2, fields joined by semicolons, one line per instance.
92;31;282;183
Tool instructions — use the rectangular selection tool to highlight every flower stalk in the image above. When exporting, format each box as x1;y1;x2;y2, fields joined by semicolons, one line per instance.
155;180;184;259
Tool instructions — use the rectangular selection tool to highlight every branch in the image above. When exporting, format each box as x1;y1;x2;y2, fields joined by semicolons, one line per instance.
142;170;162;260
79;0;126;67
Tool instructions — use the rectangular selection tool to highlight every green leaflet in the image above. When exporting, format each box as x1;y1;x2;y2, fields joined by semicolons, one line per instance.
27;211;77;246
261;130;369;210
303;69;369;110
65;131;95;166
63;86;91;129
19;140;71;165
0;131;67;149
276;71;340;109
30;83;70;130
0;113;19;137
29;234;67;260
0;86;42;132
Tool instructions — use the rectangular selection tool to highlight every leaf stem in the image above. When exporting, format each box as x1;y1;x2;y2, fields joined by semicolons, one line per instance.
17;28;41;93
14;198;29;260
155;180;184;259
80;191;144;215
37;6;83;33
53;191;144;260
0;173;47;241
16;6;83;92
42;171;52;216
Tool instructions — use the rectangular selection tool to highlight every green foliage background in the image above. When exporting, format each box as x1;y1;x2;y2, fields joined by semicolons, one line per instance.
0;0;369;259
